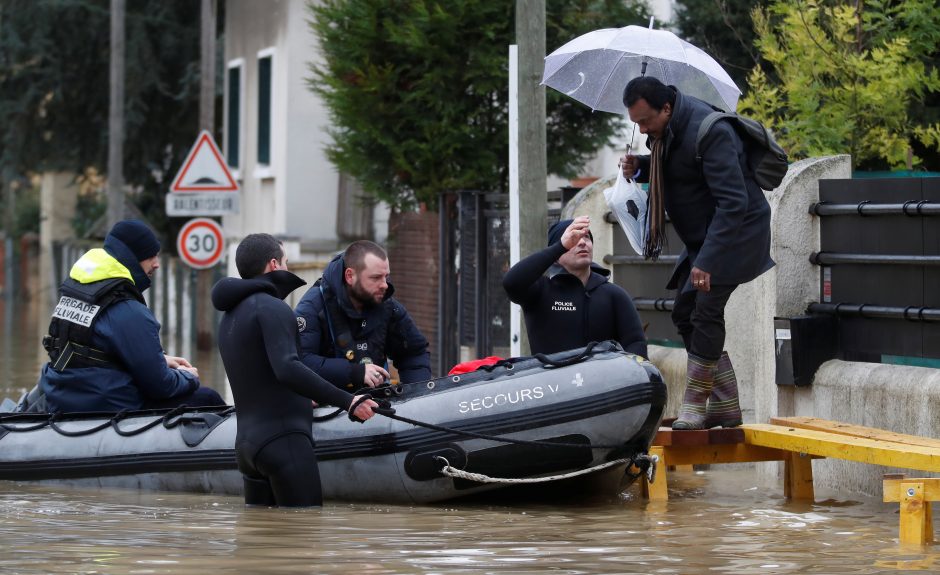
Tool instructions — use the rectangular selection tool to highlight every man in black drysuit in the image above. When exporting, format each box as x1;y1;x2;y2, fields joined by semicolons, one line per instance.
212;233;378;506
502;216;647;358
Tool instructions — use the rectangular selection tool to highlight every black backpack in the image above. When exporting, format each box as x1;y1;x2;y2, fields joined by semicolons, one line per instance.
695;111;789;190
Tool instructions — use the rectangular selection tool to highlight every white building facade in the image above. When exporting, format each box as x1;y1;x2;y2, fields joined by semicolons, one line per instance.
223;0;374;252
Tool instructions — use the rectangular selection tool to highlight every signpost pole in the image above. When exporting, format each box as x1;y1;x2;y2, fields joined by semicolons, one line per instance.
168;132;238;350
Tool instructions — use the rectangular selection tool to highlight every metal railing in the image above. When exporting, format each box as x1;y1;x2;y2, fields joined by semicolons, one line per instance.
807;303;940;323
810;253;940;266
809;201;939;216
603;254;679;266
633;298;675;312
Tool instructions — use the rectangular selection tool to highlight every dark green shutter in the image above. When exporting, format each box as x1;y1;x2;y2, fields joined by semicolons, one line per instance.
226;66;240;168
257;56;272;165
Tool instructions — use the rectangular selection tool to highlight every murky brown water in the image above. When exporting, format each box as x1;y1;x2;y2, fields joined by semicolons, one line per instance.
2;298;939;574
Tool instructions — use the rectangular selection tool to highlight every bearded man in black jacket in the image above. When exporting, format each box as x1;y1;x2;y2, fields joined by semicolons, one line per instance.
502;216;647;359
212;233;378;506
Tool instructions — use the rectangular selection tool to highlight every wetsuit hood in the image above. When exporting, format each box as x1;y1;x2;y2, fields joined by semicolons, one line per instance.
322;253;395;317
212;270;306;312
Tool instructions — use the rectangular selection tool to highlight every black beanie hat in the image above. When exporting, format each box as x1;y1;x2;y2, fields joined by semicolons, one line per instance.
547;219;592;247
105;219;161;261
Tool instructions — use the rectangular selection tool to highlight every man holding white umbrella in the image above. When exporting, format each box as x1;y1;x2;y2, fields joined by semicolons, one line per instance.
619;76;774;430
543;24;775;429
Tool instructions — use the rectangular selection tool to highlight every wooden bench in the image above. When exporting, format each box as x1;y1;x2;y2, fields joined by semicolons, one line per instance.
641;425;815;501
643;417;940;545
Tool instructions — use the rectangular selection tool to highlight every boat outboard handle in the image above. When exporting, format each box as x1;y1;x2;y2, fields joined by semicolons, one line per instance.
534;341;600;368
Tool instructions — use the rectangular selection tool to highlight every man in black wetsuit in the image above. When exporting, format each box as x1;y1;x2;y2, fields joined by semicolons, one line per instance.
502;216;647;358
212;233;378;507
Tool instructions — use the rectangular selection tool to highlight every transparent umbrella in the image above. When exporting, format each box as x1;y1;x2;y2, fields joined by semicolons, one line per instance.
542;25;741;113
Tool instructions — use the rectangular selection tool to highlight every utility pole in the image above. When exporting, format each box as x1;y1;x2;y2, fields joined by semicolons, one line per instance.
107;0;126;229
200;0;216;133
515;0;547;355
195;0;217;350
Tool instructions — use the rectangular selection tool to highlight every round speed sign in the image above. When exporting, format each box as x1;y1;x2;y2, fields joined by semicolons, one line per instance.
177;218;225;269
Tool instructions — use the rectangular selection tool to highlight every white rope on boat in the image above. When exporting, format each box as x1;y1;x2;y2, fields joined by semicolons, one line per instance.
435;456;636;484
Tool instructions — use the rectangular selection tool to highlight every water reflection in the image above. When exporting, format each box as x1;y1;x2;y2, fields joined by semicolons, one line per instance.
0;297;47;401
0;472;938;574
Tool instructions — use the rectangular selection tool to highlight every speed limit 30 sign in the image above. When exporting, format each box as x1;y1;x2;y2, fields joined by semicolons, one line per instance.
177;218;225;269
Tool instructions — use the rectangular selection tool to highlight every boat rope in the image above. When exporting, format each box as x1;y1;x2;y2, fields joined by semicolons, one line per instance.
435;452;659;485
0;406;236;438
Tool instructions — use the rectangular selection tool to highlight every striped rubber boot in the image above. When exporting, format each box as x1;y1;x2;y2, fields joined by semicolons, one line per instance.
672;353;718;430
704;351;743;428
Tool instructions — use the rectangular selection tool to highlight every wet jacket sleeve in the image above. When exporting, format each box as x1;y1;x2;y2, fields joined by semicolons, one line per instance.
694;121;749;275
385;305;432;383
294;287;359;388
611;287;648;359
260;298;354;409
105;301;199;400
502;242;567;306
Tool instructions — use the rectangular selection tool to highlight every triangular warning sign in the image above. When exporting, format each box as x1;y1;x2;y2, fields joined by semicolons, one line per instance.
170;130;239;193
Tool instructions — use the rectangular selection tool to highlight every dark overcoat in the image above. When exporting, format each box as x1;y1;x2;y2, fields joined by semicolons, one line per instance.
637;90;775;291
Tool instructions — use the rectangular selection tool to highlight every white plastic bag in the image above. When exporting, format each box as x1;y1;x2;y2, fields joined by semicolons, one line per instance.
603;172;648;256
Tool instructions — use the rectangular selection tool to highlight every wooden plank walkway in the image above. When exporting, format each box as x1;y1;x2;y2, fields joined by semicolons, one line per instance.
752;418;940;472
642;417;940;545
769;417;940;451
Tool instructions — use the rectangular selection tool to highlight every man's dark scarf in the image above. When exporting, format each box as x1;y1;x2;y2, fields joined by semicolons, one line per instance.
645;137;666;260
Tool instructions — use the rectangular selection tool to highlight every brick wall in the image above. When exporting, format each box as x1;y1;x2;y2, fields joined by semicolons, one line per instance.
387;208;440;375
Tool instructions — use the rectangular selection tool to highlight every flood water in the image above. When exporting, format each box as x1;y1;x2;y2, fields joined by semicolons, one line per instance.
2;297;939;574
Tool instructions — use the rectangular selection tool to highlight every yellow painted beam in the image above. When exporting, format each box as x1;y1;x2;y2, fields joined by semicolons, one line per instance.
743;424;940;473
785;452;815;500
642;445;669;501
900;482;932;545
659;442;791;466
883;478;940;502
883;478;938;545
771;417;940;451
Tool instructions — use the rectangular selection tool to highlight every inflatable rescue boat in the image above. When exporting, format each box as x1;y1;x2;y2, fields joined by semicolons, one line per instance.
0;342;665;503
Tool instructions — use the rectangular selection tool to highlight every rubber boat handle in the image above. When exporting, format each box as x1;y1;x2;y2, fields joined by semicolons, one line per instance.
534;341;600;368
